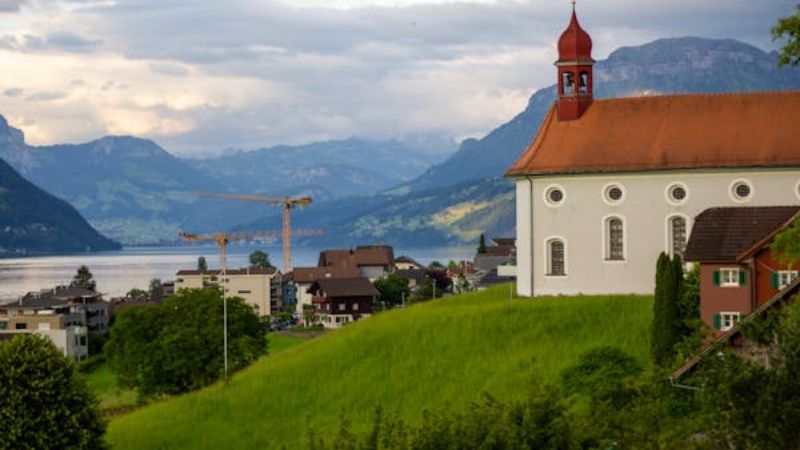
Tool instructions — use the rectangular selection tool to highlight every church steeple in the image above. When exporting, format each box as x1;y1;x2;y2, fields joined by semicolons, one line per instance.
555;2;594;121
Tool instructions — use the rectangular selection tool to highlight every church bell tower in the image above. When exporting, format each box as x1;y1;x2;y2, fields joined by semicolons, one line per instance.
556;3;594;121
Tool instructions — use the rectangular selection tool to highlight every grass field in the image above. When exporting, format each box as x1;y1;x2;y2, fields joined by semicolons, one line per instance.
107;286;653;450
86;364;137;411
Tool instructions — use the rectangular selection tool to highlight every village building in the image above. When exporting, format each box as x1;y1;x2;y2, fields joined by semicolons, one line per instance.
318;245;394;281
395;255;424;271
506;6;800;297
14;286;109;334
309;278;379;329
0;302;88;361
174;268;282;316
684;206;800;334
283;266;358;320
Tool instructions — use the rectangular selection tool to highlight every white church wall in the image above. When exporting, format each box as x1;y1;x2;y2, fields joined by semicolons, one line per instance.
515;179;533;296
516;168;800;297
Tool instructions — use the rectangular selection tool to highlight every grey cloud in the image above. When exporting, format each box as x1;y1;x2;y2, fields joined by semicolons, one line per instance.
0;31;101;53
0;0;26;12
26;91;68;101
3;87;24;97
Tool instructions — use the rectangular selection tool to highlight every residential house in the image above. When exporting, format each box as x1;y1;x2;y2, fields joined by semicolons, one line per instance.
474;238;516;273
17;286;109;334
175;268;282;316
507;6;800;297
395;269;428;291
684;206;800;335
318;245;394;281
283;266;358;321
0;303;88;361
395;255;424;271
672;275;800;382
309;278;379;329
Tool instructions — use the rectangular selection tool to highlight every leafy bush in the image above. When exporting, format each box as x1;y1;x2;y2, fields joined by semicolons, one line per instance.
105;288;267;397
0;335;106;450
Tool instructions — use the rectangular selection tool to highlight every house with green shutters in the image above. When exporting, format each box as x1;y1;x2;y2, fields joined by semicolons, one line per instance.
684;206;800;335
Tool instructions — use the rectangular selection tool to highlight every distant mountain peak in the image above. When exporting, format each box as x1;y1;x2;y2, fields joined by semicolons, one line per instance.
0;114;25;144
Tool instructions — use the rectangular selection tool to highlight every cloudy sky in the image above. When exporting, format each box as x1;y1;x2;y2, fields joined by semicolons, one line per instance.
0;0;794;156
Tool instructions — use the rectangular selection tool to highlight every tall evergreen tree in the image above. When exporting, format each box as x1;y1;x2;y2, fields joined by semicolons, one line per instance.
477;234;487;254
197;256;208;271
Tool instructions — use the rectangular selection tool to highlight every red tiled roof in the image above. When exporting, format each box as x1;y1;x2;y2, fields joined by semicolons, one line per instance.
506;92;800;177
684;206;800;263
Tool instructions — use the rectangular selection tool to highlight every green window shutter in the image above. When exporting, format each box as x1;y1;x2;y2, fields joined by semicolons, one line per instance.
739;270;747;285
713;313;721;330
772;273;780;289
713;270;721;286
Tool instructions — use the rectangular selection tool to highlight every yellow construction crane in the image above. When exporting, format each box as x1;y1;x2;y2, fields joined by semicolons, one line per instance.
194;192;313;272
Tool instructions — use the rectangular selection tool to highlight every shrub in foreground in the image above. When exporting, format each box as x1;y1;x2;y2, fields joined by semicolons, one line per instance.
0;335;106;450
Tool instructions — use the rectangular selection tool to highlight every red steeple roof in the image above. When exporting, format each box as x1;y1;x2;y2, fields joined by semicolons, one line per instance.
557;8;593;62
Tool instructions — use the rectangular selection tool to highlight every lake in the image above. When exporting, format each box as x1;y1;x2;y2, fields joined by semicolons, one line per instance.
0;244;475;302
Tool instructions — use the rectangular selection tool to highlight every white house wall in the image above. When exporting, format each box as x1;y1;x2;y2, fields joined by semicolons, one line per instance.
516;169;800;297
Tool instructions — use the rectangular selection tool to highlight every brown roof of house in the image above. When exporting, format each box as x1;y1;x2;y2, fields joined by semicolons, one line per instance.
309;277;380;298
684;206;800;263
318;246;394;268
176;268;277;276
506;92;800;177
286;266;359;284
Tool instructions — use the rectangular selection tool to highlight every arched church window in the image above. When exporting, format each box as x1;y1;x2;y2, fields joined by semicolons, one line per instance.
605;217;625;261
670;216;687;257
579;71;589;93
547;239;566;276
562;71;575;95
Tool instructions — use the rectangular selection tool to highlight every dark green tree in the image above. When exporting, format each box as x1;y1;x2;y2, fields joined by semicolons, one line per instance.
71;265;96;290
652;252;681;366
106;288;267;396
773;4;800;67
373;273;410;308
249;250;274;270
197;256;208;271
0;335;106;450
126;288;149;299
771;217;800;265
477;234;487;254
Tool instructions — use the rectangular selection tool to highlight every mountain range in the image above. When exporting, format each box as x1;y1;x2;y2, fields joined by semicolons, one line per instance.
0;122;450;244
0;130;119;255
3;37;800;250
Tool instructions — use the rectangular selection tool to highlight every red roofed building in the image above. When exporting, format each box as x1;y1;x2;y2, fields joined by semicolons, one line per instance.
506;6;800;297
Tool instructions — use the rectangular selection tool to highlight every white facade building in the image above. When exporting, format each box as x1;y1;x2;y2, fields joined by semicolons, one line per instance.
507;7;800;298
175;268;281;316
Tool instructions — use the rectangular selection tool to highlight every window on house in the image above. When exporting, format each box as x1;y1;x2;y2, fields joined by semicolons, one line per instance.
0;322;6;330
606;218;625;261
338;304;345;312
547;239;566;276
717;312;741;331
670;216;687;257
15;323;27;330
237;290;252;294
353;303;359;311
718;268;743;287
774;270;800;290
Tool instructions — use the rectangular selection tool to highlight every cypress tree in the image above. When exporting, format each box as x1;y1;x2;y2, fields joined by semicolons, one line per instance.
652;253;673;366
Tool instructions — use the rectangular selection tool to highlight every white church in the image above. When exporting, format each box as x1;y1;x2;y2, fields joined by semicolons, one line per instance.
506;7;800;297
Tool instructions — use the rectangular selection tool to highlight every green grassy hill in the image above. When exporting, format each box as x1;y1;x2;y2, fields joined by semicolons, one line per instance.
107;286;653;449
